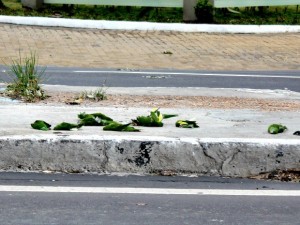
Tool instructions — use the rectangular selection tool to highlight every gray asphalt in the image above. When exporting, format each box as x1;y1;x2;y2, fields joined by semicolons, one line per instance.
1;193;299;225
1;172;300;189
1;65;300;91
0;173;299;225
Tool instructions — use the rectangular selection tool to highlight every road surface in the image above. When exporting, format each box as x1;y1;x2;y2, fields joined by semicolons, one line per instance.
0;172;299;225
0;66;299;92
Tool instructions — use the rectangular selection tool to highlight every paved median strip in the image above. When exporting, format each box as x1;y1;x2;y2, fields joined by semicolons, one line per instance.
0;186;299;196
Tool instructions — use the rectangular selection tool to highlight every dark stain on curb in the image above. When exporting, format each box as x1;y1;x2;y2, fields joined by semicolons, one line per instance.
117;147;125;154
276;151;284;158
60;139;82;144
128;142;153;167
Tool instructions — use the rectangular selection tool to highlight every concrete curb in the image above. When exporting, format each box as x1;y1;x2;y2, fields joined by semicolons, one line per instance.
0;15;300;33
1;135;299;177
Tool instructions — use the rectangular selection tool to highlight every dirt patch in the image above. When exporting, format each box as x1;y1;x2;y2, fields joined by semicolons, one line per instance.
37;91;300;111
1;89;300;111
251;169;300;182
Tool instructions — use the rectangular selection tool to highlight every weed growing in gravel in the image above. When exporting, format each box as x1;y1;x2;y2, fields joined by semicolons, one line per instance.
79;84;108;102
5;52;47;102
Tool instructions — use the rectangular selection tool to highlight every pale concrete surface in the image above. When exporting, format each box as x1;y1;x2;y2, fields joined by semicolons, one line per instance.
0;24;299;71
0;103;299;139
0;99;299;177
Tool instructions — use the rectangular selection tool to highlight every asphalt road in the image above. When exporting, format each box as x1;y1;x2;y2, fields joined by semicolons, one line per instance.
0;65;300;92
0;172;299;225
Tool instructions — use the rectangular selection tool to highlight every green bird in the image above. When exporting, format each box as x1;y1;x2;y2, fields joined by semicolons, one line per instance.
79;115;113;126
78;112;114;126
268;124;287;134
176;120;199;128
133;115;163;127
103;122;140;132
78;112;113;121
79;115;100;126
53;122;82;131
31;120;51;131
132;108;177;127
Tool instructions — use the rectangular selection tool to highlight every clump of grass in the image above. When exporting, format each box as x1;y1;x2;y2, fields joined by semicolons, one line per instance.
5;52;47;102
79;84;108;102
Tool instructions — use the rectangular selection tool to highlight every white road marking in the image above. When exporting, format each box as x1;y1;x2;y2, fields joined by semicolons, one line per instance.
0;186;299;196
73;70;300;79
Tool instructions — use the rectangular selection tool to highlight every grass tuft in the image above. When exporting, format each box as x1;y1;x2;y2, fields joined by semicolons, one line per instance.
79;82;108;102
4;52;47;102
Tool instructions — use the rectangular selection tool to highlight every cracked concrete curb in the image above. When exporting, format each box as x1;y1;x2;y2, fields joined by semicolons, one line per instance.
1;135;299;177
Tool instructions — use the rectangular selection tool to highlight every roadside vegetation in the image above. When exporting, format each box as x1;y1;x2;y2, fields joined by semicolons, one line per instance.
79;84;108;102
0;0;6;9
3;52;47;102
1;51;108;104
0;0;182;22
0;0;299;24
211;5;299;24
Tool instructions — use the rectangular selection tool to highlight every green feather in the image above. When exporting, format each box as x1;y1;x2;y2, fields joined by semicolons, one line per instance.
163;114;178;119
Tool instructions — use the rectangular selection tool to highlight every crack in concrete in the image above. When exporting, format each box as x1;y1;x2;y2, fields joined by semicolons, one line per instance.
200;142;221;173
221;147;241;174
102;141;109;170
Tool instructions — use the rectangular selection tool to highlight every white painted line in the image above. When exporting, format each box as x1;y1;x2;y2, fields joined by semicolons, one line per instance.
1;135;300;145
73;70;300;79
0;186;300;196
